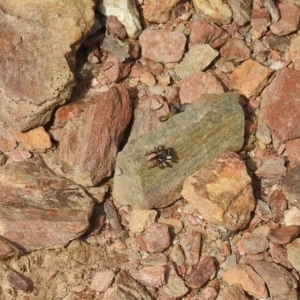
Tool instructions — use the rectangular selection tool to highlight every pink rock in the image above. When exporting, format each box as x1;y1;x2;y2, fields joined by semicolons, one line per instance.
0;158;94;251
106;15;127;39
269;243;293;269
129;266;165;287
189;19;231;48
250;8;271;39
220;38;250;63
230;59;273;100
54;85;132;186
142;0;180;23
266;189;288;223
255;157;286;178
180;231;202;265
270;3;300;36
259;68;300;147
90;270;115;292
268;225;300;245
139;29;186;63
8;149;32;162
286;139;300;166
237;233;269;255
179;72;224;104
290;31;300;70
143;223;171;253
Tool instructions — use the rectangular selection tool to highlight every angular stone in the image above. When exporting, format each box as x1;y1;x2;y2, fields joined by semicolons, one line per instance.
237;233;269;255
0;121;17;152
180;231;201;265
286;139;300;166
261;0;280;21
230;59;273;100
285;206;300;226
270;243;293;269
182;151;255;230
106;15;127;39
142;0;180;23
250;261;298;300
11;126;51;152
270;3;300;36
129;266;165;287
268;225;300;245
267;189;287;223
141;253;168;266
189;19;231;49
216;284;248;300
90;270;115;292
158;218;183;234
175;44;219;79
290;31;300;70
143;223;171;253
7;148;31;162
179;72;224;104
259;68;300;148
250;8;271;39
0;0;94;131
97;0;142;39
170;244;186;266
222;264;268;299
7;268;34;293
129;209;158;234
287;238;300;272
192;0;232;24
228;0;251;26
220;38;250;63
103;270;152;300
0;158;94;251
255;157;287;178
163;269;188;299
282;165;300;209
113;93;244;209
139;29;186;63
185;256;217;289
45;85;132;186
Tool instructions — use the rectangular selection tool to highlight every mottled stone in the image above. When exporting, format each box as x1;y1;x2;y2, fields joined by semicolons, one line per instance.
129;266;165;287
90;270;115;292
179;72;224;104
268;225;300;245
141;253;168;266
230;59;273;100
0;121;17;152
220;38;250;63
267;189;287;222
45;85;132;186
222;264;268;298
142;0;180;23
216;284;248;300
180;231;201;265
270;3;300;36
189;19;231;49
287;238;300;272
237;233;269;255
228;0;251;26
262;0;280;21
255;157;287;178
163;268;188;299
113;93;244;209
7;268;34;293
290;31;300;70
185;256;217;289
286;139;300;166
106;15;127;39
0;158;94;251
129;210;158;234
143;223;171;253
170;244;186;266
285;206;300;226
139;29;186;63
270;243;293;269
0;0;94;131
97;0;142;39
192;0;232;24
182;151;255;230
175;44;219;79
259;68;300;148
250;261;298;300
282;165;300;209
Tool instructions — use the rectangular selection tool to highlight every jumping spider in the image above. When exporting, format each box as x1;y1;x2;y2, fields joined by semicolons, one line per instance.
145;145;174;169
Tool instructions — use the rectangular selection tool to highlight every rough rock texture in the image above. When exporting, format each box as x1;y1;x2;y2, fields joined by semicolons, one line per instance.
97;0;142;39
139;29;187;63
182;151;255;230
0;0;95;131
228;0;251;26
0;158;94;251
44;85;132;186
282;165;300;209
113;93;244;209
258;67;300;148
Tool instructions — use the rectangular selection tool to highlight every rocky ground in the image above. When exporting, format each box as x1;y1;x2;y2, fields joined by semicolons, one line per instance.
1;0;300;299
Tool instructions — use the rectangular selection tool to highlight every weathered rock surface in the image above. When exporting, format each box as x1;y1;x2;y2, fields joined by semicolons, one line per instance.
258;67;300;148
44;85;132;186
0;0;95;131
216;284;248;300
282;165;300;209
139;29;186;63
287;237;300;272
0;158;94;251
228;0;251;26
113;93;244;209
182;151;255;230
97;0;142;39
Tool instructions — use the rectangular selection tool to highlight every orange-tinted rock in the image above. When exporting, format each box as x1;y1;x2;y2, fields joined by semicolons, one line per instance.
290;31;300;70
266;189;287;222
230;59;273;100
0;122;17;152
286;139;300;166
179;72;224;104
182;151;255;230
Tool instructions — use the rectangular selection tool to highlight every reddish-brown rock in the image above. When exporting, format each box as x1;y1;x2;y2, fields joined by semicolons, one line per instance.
216;284;248;300
250;8;271;39
0;158;94;251
179;72;224;104
259;68;300;148
182;151;255;230
267;189;288;222
0;122;17;152
237;233;269;255
106;15;127;39
268;225;300;245
90;270;115;292
189;19;231;48
0;0;94;131
269;243;293;269
255;157;287;178
220;38;250;63
228;0;251;26
139;29;186;63
180;231;202;265
7;268;34;293
286;139;300;166
129;266;165;287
